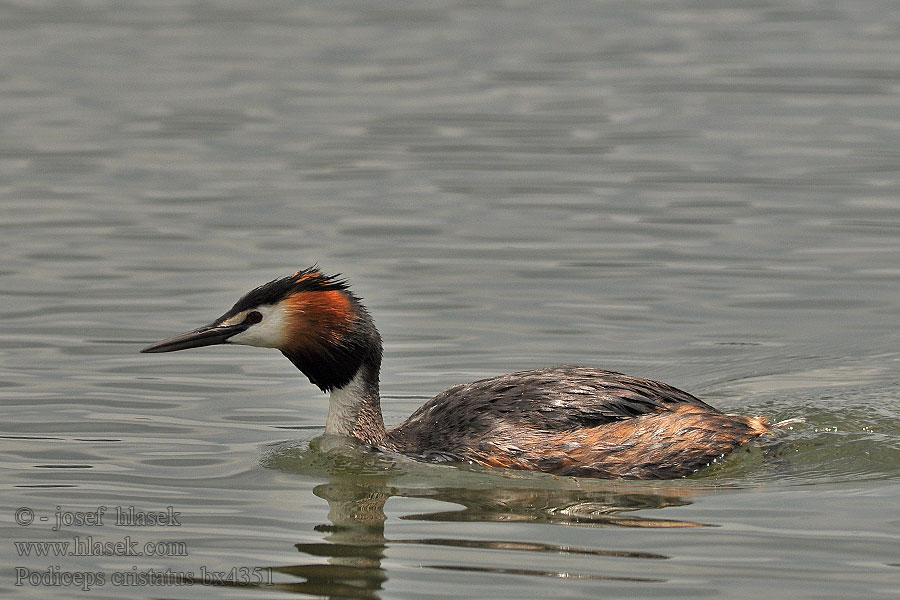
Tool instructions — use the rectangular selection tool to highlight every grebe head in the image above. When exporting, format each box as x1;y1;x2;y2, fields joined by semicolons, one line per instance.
140;267;382;393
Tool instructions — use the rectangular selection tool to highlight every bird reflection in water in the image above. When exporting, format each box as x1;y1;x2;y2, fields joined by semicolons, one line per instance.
198;436;717;597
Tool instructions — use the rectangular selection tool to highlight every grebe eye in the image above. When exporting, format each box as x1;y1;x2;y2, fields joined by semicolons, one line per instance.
245;310;263;324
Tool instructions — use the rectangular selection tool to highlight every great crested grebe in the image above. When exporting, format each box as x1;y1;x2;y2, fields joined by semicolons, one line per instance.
141;267;776;479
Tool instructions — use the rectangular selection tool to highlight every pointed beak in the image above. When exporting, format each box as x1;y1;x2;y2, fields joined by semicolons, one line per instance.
140;322;248;353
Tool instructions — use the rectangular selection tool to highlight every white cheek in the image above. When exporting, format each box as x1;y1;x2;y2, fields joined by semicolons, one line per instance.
227;304;288;348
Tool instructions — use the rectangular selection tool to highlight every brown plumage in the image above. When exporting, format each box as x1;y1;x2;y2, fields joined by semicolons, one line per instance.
386;366;770;479
141;267;775;480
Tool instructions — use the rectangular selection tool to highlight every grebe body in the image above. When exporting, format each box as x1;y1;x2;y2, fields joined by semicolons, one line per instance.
142;267;772;479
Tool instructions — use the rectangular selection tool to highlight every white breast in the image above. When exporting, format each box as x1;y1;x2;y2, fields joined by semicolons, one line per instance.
325;370;366;436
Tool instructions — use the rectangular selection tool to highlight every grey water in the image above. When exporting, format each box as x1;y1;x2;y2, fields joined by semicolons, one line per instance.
2;0;900;598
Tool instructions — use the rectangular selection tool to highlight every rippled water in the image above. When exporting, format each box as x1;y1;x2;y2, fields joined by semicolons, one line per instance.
2;1;900;598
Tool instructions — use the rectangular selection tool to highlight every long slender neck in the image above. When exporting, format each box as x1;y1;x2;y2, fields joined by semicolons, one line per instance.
276;291;389;446
325;362;388;447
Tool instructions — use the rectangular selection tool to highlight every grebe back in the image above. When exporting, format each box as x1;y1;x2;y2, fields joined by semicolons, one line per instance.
141;267;773;479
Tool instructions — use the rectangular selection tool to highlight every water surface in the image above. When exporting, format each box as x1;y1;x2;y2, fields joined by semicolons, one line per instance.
2;1;900;598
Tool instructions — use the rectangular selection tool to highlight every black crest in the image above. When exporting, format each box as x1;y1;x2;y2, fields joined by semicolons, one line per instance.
217;267;349;322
